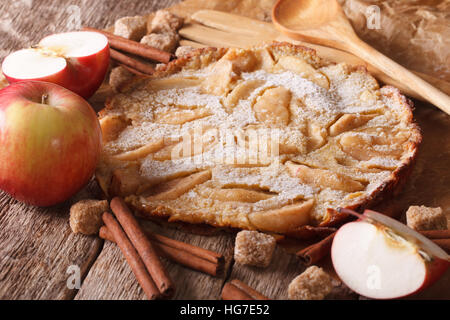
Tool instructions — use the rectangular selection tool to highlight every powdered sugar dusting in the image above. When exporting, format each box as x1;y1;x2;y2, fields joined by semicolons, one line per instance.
100;46;418;224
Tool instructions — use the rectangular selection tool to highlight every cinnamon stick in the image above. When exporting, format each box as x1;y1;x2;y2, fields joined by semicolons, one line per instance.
296;232;336;266
102;212;160;300
110;197;174;297
418;230;450;253
119;64;149;77
100;226;221;276
148;232;224;265
110;49;155;75
104;202;223;264
431;239;450;253
83;27;173;63
221;282;253;300
230;280;269;300
222;280;269;300
419;230;450;239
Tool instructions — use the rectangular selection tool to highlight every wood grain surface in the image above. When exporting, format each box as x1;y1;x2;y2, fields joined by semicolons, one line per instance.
0;0;185;300
0;0;449;300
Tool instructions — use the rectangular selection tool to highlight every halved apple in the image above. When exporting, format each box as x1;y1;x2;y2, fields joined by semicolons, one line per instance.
2;31;109;99
331;209;450;299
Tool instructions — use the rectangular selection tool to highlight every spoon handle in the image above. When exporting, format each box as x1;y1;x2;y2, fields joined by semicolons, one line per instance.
345;36;450;115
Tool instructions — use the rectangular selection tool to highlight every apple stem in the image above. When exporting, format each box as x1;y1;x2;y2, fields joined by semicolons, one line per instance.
41;94;48;105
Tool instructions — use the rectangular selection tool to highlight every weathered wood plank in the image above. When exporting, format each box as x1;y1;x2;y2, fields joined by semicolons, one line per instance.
0;179;103;299
0;0;184;300
1;0;449;301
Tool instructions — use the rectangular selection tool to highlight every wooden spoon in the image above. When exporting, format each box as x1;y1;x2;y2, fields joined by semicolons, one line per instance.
272;0;450;115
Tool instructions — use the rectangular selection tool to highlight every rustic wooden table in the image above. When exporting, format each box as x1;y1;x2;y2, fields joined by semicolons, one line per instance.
0;0;449;300
0;0;305;300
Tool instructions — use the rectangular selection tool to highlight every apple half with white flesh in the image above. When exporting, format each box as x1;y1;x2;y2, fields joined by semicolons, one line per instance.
331;208;450;299
2;31;109;99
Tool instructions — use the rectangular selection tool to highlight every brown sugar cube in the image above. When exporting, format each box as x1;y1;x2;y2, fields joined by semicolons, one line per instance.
175;45;195;58
288;266;333;300
114;15;147;41
406;205;447;231
151;10;184;34
109;66;134;92
234;230;276;267
140;32;179;53
70;199;109;235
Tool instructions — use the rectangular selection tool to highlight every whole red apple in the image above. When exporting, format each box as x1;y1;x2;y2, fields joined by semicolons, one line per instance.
2;31;109;99
0;81;102;206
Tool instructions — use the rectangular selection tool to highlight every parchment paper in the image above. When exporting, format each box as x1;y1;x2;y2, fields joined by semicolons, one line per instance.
339;0;450;82
169;0;450;82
